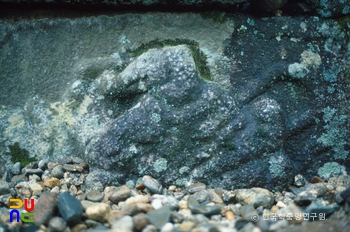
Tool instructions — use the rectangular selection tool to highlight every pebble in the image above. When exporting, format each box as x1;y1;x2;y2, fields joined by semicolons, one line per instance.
44;177;61;188
11;162;21;175
294;174;306;187
48;216;67;232
29;182;43;196
86;190;105;202
187;182;206;194
142;175;163;194
51;165;65;179
239;204;257;220
15;181;32;198
57;192;83;225
24;168;43;177
234;187;274;208
1;158;350;232
109;185;131;203
125;195;149;205
85;203;110;222
111;215;134;230
187;196;221;216
133;213;150;231
62;164;84;173
225;210;235;220
147;206;172;230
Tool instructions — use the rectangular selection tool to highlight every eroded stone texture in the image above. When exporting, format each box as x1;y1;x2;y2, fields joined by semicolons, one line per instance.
0;12;349;191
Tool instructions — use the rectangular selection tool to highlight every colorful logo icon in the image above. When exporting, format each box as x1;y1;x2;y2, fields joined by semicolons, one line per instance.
9;198;35;223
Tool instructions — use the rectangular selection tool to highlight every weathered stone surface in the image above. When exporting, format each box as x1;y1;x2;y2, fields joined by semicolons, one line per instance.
0;11;350;192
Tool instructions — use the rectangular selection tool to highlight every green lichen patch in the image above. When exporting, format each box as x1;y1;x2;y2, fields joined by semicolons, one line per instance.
8;142;36;168
319;107;349;160
128;38;212;81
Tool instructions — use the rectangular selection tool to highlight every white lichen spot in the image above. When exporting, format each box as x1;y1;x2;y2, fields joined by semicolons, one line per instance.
153;158;167;173
47;101;76;126
300;22;307;32
151;113;161;123
129;144;138;154
288;63;309;79
179;166;190;174
5;113;25;137
77;95;92;115
301;50;322;68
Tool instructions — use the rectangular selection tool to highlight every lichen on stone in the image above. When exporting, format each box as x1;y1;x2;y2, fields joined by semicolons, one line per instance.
318;107;349;160
318;162;347;180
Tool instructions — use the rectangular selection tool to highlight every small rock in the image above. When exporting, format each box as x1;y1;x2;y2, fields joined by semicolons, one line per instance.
109;185;131;203
147;206;172;230
29;182;43;196
38;160;47;170
11;162;21;175
187;196;221;216
179;221;196;231
71;223;88;232
47;162;59;170
240;204;258;220
102;186;118;202
168;185;176;191
136;203;155;212
24;168;43;177
57;192;83;225
235;188;274;209
86;190;104;202
310;176;325;183
208;189;223;204
193;190;209;203
294;174;306;187
133;213;150;231
34;192;57;226
225;210;235;221
161;222;174;232
62;164;84;173
81;200;99;210
187;182;206;194
276;201;287;208
44;177;61;188
294;190;317;206
306;201;340;216
340;187;350;204
143;175;163;194
136;183;146;191
125;195;150;205
275;204;304;224
29;174;41;182
86;203;110;222
112;215;134;230
48;216;67;232
51;165;65;179
15;181;32;198
142;224;157;232
122;204;141;216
